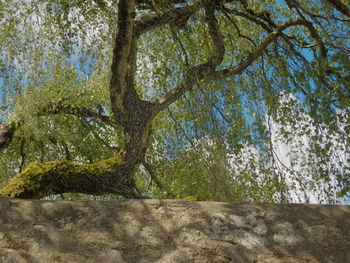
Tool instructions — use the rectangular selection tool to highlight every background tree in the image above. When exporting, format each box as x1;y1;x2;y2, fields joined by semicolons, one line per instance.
0;0;349;202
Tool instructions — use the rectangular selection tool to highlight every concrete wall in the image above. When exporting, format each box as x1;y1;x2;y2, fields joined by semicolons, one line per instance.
0;197;349;262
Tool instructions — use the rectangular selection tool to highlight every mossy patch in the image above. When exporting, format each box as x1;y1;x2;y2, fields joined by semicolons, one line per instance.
182;195;199;201
0;153;126;199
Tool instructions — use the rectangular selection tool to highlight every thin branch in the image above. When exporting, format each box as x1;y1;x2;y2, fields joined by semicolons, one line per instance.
81;119;120;150
295;1;350;22
45;103;116;127
136;1;202;36
211;19;326;80
326;0;350;17
142;161;163;189
19;139;26;173
222;6;272;33
154;1;225;112
280;32;311;69
170;29;189;66
167;108;193;146
198;89;231;125
220;7;257;47
136;0;187;10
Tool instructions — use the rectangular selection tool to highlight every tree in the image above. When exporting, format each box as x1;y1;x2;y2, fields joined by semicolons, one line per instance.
0;0;349;202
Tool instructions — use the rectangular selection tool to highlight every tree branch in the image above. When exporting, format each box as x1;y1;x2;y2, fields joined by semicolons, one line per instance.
154;1;225;112
211;19;327;79
135;1;202;36
220;7;257;47
223;4;326;57
326;0;350;17
0;104;115;154
136;0;187;10
150;8;327;112
44;103;116;127
142;161;163;189
221;6;273;33
0;153;140;199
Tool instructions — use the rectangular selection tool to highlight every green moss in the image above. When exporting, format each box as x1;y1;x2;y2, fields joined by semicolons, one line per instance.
0;153;126;199
0;162;55;198
182;195;198;201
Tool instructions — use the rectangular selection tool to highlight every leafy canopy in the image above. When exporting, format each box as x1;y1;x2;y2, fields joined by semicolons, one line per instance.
0;0;349;203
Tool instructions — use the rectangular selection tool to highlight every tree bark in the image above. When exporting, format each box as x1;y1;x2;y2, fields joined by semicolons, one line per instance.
0;152;130;199
0;125;16;152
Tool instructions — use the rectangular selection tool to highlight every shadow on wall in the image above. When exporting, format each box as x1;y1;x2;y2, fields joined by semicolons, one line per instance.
0;197;349;262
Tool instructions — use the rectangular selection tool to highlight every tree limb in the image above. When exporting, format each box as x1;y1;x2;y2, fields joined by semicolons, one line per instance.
151;7;327;112
0;152;140;199
135;1;202;36
136;0;187;10
223;4;326;57
0;103;115;154
326;0;350;17
154;1;225;112
211;19;327;79
44;103;116;127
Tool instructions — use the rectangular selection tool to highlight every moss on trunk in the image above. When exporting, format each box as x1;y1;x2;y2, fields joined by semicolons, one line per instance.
0;152;139;199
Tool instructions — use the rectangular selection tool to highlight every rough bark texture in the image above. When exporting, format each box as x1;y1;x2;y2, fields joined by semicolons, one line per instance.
0;125;15;152
0;198;349;263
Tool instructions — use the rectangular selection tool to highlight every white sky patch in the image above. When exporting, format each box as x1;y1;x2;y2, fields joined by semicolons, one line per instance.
266;93;349;204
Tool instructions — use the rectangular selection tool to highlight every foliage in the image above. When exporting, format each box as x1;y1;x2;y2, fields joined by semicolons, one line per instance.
0;0;349;203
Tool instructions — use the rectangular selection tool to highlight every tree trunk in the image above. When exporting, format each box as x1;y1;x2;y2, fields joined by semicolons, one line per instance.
0;123;152;199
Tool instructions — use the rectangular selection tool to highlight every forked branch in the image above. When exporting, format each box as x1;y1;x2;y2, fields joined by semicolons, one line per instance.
211;19;327;79
155;1;225;111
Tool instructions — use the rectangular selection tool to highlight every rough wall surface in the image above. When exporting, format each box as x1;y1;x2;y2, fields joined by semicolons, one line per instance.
0;197;349;263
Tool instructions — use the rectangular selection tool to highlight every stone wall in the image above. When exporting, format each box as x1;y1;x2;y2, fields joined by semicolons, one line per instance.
0;197;349;262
